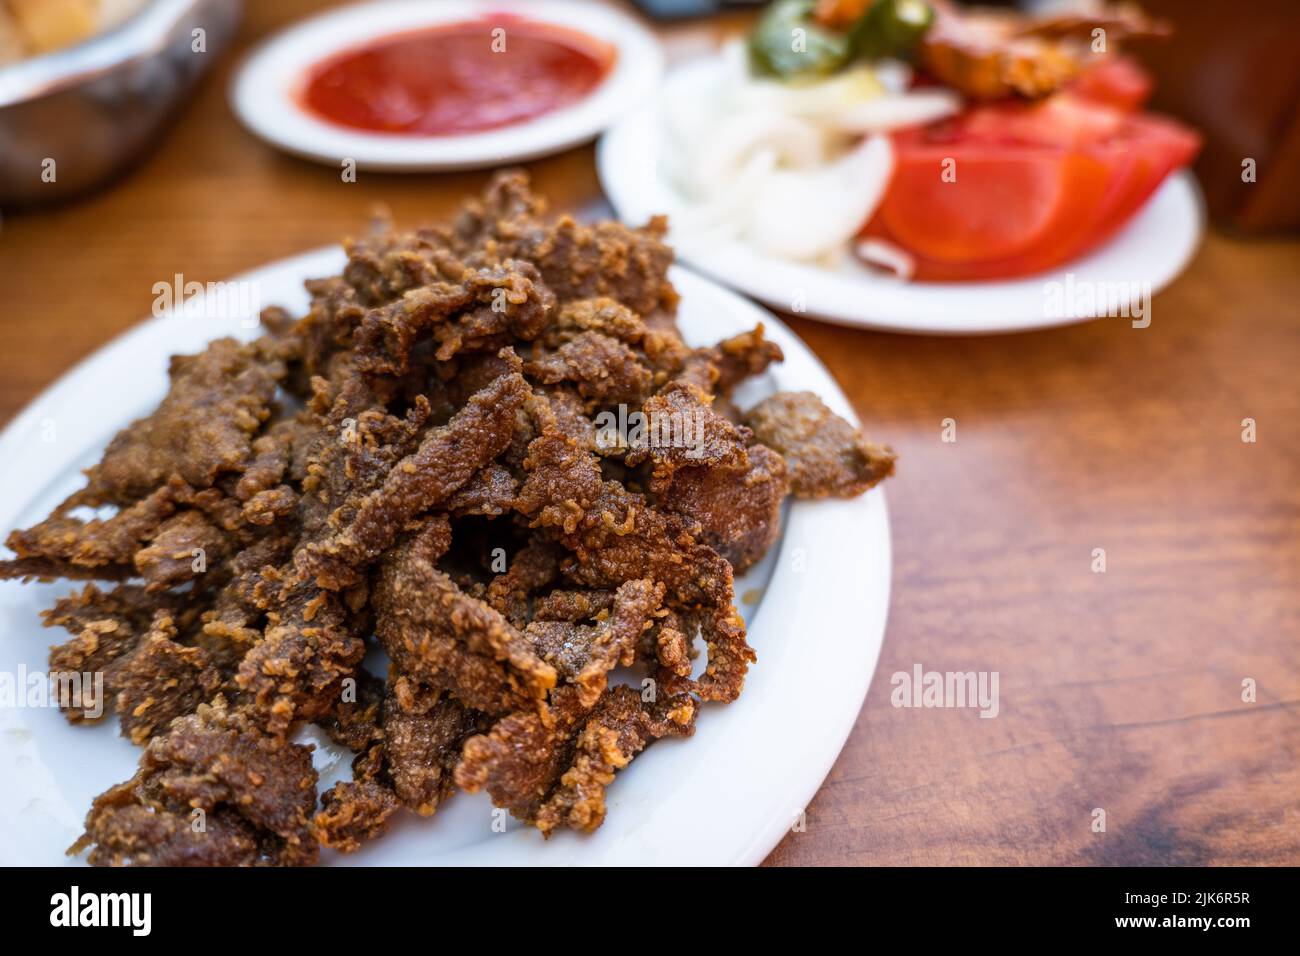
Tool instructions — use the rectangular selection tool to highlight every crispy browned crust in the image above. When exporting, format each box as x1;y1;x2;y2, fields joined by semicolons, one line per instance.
456;685;697;835
524;578;665;707
313;780;401;852
74;697;319;866
373;517;557;716
745;391;896;498
4;171;892;864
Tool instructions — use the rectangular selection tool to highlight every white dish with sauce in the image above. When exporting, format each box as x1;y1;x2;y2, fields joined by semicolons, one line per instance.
230;0;663;171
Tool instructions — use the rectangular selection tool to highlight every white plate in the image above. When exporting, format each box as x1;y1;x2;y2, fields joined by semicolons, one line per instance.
597;56;1206;334
0;248;891;866
230;0;664;171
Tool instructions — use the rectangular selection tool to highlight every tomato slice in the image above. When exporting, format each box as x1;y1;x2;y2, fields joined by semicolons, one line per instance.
961;94;1127;148
860;94;1201;281
872;134;1112;264
1071;55;1154;112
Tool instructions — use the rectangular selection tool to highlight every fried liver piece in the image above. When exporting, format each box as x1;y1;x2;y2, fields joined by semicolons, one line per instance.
74;697;319;866
542;297;646;348
708;325;785;396
81;337;286;506
485;538;562;628
440;171;681;322
381;678;483;815
456;685;697;835
319;666;386;753
744;391;896;498
445;463;517;517
132;509;230;590
313;780;401;853
2;484;181;582
43;584;197;724
354;261;554;373
2;473;258;587
517;424;755;702
234;574;366;736
297;368;529;589
114;624;222;744
626;382;752;491
661;443;789;573
523;579;664;707
373;519;557;715
313;676;483;852
525;330;654;407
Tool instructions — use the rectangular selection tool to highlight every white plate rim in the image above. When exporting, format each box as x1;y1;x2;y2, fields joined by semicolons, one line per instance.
229;0;665;171
0;247;891;867
597;55;1206;335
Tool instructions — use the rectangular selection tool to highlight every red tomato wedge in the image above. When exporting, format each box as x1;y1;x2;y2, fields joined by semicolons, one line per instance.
871;138;1113;264
1085;114;1201;242
961;92;1127;147
1071;55;1154;112
860;93;1201;281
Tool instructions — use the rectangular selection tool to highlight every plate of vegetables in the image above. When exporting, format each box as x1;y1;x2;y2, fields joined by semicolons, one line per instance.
598;0;1204;333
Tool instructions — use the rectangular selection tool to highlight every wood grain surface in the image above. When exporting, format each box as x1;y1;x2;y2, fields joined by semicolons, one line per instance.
1;1;1297;866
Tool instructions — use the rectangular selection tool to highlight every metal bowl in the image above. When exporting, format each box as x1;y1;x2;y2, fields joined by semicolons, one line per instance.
0;0;241;208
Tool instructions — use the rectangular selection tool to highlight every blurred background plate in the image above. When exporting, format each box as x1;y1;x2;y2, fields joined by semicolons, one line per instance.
230;0;664;171
598;56;1206;335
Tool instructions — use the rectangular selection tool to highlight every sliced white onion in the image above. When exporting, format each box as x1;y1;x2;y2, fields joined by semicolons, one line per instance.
745;134;894;262
671;148;776;240
657;43;949;270
854;237;916;280
826;89;962;134
689;111;827;197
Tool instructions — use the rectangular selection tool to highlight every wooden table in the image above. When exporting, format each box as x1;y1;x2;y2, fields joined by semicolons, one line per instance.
2;1;1297;866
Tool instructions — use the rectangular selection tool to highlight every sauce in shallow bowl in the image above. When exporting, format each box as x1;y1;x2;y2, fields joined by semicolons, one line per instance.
299;15;616;136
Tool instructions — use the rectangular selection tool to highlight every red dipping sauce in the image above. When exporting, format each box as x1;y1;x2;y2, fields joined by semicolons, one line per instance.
299;14;616;135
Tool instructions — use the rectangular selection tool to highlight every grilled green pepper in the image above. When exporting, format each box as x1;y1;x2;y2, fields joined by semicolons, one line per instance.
748;0;853;78
850;0;935;61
